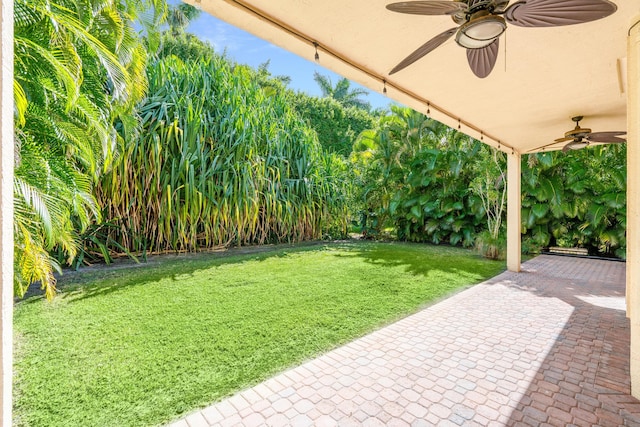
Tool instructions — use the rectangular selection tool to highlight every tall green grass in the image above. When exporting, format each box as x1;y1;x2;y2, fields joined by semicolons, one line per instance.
98;56;347;254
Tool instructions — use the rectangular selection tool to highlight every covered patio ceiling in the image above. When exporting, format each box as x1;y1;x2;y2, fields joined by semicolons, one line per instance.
184;0;638;154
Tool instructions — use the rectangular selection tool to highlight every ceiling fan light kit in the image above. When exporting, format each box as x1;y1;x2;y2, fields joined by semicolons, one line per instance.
566;142;589;150
386;0;618;78
455;14;506;48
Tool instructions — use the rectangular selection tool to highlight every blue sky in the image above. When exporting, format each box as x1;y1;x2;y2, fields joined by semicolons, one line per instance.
184;10;393;110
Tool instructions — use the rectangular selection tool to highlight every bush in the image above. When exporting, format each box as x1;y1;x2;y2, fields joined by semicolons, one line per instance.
475;230;506;260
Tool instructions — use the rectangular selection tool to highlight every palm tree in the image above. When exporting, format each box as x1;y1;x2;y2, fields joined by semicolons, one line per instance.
313;72;371;110
166;3;201;36
257;60;292;86
13;0;165;298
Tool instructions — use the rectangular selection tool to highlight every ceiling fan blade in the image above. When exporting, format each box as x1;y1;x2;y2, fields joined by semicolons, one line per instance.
587;131;627;143
554;136;573;143
389;28;457;75
526;139;566;152
504;0;617;27
466;38;499;78
386;1;468;15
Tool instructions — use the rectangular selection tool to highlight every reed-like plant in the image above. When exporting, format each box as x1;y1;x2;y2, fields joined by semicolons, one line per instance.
98;55;347;254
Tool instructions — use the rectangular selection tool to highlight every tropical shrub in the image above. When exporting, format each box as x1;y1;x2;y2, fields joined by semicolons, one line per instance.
522;144;626;257
352;106;489;246
351;106;626;259
474;230;506;260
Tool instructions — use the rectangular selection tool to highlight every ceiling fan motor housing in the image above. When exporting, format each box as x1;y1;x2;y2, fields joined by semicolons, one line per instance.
469;0;509;13
565;127;592;139
565;116;590;140
452;0;510;23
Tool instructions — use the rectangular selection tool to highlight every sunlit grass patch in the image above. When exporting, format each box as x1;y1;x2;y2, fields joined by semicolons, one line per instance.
14;242;504;426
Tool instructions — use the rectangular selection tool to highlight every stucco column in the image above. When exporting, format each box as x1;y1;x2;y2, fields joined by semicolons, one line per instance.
628;16;640;399
506;151;521;272
0;0;13;424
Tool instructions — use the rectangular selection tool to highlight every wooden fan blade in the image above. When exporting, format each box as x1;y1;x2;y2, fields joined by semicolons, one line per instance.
554;136;573;143
527;139;565;152
587;131;626;143
504;0;617;27
386;1;468;15
389;28;457;75
466;38;499;78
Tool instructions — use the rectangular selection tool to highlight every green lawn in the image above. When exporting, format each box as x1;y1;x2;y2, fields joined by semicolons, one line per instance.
13;242;504;427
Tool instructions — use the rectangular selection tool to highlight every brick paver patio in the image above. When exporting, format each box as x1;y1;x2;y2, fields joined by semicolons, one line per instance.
169;255;639;426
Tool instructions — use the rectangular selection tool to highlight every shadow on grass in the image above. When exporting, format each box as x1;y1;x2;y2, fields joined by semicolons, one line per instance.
18;241;328;305
17;240;503;306
335;241;503;280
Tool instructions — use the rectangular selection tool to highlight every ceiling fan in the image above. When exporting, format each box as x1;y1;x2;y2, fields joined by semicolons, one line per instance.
386;0;617;78
555;116;626;152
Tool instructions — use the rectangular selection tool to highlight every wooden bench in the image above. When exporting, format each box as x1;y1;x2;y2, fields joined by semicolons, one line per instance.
547;246;589;256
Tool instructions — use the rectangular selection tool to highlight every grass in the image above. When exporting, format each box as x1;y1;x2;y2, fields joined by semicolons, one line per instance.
13;241;504;427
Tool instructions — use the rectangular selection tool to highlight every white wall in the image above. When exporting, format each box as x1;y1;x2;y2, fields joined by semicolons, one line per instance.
0;0;14;423
628;16;640;398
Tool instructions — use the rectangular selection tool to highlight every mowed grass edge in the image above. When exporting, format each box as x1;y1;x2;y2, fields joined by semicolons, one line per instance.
13;242;504;426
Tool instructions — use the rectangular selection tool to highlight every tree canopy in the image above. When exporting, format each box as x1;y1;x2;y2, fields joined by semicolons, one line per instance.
292;93;377;156
13;0;165;298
